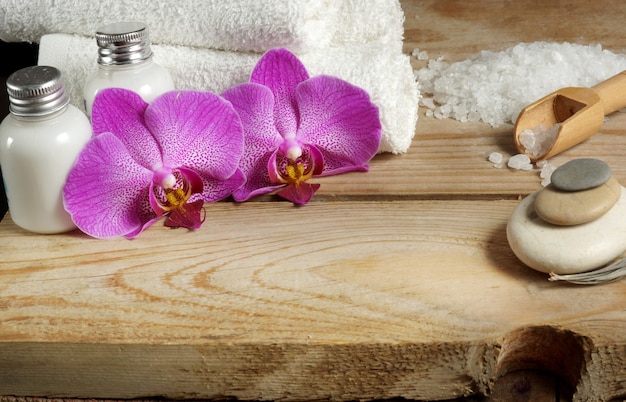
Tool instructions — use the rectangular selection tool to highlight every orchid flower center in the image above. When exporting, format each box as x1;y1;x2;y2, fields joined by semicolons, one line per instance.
152;168;194;213
164;186;191;211
275;141;317;186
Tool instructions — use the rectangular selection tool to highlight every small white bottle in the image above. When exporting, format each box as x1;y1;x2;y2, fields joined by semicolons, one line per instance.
83;21;175;116
0;66;92;234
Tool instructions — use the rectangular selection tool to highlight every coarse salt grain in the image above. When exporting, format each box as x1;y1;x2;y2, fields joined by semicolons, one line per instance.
488;152;504;168
412;48;429;61
415;42;626;126
507;154;533;171
486;151;558;185
540;162;558;187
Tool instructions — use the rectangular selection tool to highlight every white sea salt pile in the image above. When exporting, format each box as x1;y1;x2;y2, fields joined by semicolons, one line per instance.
414;42;626;126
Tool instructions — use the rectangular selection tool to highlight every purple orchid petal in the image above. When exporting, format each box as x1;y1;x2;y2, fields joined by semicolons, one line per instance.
63;132;156;239
124;215;162;239
222;83;283;201
251;48;309;139
145;90;243;181
198;168;246;203
267;147;283;185
296;75;381;175
178;166;205;195
236;180;284;202
277;182;321;205
305;143;324;176
91;88;162;170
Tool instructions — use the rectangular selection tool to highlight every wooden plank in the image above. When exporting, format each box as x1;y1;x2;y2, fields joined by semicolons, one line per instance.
319;115;626;199
491;370;569;402
0;200;529;345
1;201;626;400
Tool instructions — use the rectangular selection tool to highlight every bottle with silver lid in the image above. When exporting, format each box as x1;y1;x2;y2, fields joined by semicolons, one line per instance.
0;66;92;234
83;21;175;116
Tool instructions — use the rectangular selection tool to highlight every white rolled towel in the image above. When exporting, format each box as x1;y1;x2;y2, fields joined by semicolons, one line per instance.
1;0;405;53
38;33;419;154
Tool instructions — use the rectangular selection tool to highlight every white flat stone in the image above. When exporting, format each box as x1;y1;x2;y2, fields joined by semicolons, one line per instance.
507;186;626;275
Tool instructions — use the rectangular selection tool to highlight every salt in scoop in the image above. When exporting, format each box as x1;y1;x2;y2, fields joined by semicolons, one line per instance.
514;70;626;161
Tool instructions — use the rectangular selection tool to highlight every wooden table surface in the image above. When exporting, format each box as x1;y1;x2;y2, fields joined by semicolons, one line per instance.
2;1;626;401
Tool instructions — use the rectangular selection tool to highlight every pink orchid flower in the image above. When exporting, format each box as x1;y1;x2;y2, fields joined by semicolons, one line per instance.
64;88;244;239
222;48;381;205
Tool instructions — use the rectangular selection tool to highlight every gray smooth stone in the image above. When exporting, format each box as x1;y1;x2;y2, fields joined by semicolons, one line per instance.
551;158;611;192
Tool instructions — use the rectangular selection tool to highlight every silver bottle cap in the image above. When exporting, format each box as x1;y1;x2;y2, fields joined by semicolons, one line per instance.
6;66;70;117
95;21;153;65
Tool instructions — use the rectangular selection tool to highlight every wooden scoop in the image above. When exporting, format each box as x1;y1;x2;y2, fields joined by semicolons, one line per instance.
514;70;626;161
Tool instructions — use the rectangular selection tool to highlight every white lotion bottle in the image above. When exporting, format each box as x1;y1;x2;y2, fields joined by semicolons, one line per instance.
83;21;175;116
0;66;92;234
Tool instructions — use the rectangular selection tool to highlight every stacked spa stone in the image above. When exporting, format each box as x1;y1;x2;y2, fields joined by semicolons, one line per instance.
534;159;620;225
507;158;626;276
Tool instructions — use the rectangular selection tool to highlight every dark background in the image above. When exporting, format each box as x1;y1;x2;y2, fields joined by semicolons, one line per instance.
0;40;39;220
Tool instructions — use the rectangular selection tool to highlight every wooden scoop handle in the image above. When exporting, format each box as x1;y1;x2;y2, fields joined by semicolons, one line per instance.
593;70;626;115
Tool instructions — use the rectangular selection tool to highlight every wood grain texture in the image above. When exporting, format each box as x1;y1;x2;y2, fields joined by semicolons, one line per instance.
320;113;626;199
2;201;626;400
0;200;531;345
3;1;626;401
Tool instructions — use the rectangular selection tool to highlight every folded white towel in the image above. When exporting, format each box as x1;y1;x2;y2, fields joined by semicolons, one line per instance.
1;0;405;53
38;34;418;154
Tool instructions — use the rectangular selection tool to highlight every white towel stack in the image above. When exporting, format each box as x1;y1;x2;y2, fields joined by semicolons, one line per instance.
1;0;419;153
